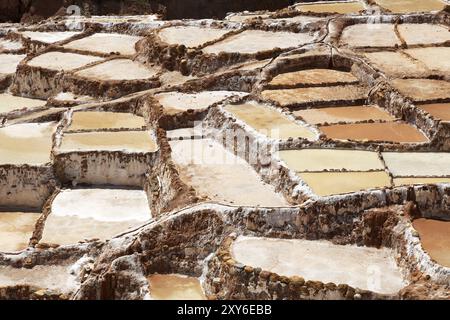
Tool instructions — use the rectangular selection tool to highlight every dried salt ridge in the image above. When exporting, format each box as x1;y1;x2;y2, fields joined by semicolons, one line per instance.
0;2;449;300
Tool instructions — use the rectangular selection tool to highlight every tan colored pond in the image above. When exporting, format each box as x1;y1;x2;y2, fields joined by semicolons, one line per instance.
147;274;206;300
158;26;229;48
392;79;450;102
232;236;406;294
170;139;289;207
155;91;248;115
394;177;450;187
0;93;45;114
202;30;315;55
58;130;157;153
224;102;317;140
363;51;428;78
418;103;450;122
269;69;358;87
405;47;450;74
0;38;23;51
0;211;40;252
299;171;392;196
262;85;367;107
320;122;428;143
278;149;385;172
397;24;450;46
296;1;365;14
68;111;146;131
375;0;447;13
40;188;151;245
74;59;158;81
294;105;394;125
413;218;450;268
27;51;103;71
340;24;400;48
0;54;26;74
0;122;56;165
382;152;450;177
64;33;142;55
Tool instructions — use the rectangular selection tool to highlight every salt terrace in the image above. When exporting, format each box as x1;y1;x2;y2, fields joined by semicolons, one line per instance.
0;0;449;301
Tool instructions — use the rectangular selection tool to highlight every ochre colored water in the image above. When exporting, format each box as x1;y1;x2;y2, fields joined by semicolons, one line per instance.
394;177;450;187
232;236;406;294
0;212;40;252
320;122;428;143
294;105;394;125
58;131;158;153
413;218;450;267
296;1;365;14
376;0;446;13
339;24;400;48
299;171;392;196
392;79;450;102
69;111;146;131
224;102;316;140
147;274;206;300
262;85;367;107
269;69;358;87
418;103;450;122
278;149;385;172
0;122;56;165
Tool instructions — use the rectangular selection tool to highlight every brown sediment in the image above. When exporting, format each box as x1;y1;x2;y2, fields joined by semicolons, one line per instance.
392;79;450;103
268;69;358;88
320;122;429;143
418;103;450;122
68;112;146;131
0;211;41;252
293;105;394;125
295;1;365;14
27;52;103;71
413;218;450;268
375;0;447;13
74;59;158;81
339;24;400;48
63;33;142;56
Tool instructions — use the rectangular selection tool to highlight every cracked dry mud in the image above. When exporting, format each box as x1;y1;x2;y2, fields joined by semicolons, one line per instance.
0;0;449;301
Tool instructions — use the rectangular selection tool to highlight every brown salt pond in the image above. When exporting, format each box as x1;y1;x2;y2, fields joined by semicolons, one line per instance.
0;211;40;252
413;218;450;267
268;69;358;88
397;24;450;46
202;30;315;55
299;171;392;196
0;54;26;75
278;149;385;172
68;111;146;131
57;130;158;153
21;31;80;44
155;91;248;115
147;274;206;300
363;51;428;78
394;177;450;187
295;1;365;14
64;33;142;55
74;59;158;81
392;79;450;102
157;26;229;48
320;122;428;143
262;85;367;107
170;139;289;207
232;236;406;294
339;24;400;48
40;188;151;245
0;264;79;295
375;0;447;13
224;102;317;140
382;152;450;177
418;103;450;122
294;105;394;125
27;51;103;71
405;47;450;74
0;122;56;165
0;93;46;114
